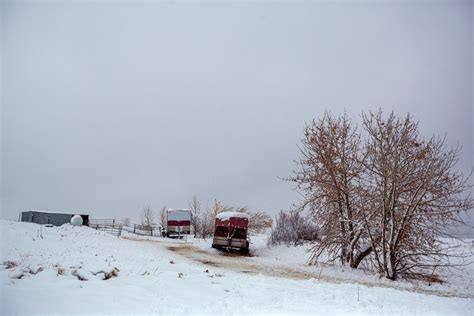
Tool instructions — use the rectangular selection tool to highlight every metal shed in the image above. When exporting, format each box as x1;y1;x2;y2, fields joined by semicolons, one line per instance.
20;210;89;226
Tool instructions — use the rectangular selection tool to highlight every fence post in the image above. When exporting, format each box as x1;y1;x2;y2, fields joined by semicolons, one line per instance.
134;224;136;234
113;219;115;228
151;228;153;236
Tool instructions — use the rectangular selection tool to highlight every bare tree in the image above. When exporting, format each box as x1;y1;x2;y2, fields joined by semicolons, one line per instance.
122;218;131;227
158;206;167;229
141;205;155;229
188;199;215;239
189;196;201;237
193;205;214;239
289;112;370;268
269;210;318;246
361;111;472;280
196;199;229;238
210;199;233;217
201;207;215;238
289;110;472;280
247;211;273;234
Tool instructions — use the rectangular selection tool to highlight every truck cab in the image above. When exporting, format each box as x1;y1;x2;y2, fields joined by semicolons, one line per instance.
212;212;250;254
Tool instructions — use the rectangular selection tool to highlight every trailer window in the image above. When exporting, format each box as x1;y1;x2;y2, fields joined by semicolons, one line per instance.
232;228;247;239
215;226;228;237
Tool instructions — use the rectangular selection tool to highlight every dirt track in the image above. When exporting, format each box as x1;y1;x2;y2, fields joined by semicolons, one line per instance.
123;236;473;299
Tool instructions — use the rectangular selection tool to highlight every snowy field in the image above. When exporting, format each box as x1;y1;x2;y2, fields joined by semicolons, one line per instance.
1;220;473;315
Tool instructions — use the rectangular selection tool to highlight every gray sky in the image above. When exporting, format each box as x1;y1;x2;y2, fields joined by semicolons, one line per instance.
1;0;473;225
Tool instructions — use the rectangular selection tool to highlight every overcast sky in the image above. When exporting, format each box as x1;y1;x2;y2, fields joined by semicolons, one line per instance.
1;1;473;225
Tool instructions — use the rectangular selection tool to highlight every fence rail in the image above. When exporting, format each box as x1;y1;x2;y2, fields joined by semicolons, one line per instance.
89;219;163;237
122;225;162;237
89;219;127;229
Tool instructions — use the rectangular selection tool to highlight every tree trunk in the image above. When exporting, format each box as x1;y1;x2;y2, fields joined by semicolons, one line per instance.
351;245;373;269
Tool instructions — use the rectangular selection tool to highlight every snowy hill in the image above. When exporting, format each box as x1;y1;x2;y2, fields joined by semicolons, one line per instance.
1;220;473;315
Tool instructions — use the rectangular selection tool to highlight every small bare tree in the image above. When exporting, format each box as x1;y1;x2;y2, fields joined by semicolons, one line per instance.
269;210;318;246
188;199;215;239
210;199;233;217
196;199;230;238
189;196;201;237
141;205;155;229
193;205;214;239
158;206;167;229
201;207;215;238
247;211;273;234
122;218;131;227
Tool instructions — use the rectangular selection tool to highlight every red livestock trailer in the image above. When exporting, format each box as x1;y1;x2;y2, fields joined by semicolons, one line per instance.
211;212;250;254
166;209;191;238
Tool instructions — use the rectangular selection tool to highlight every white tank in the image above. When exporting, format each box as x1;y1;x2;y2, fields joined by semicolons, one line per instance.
70;215;83;226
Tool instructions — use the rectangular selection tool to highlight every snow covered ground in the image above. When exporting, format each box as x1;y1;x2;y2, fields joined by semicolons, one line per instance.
1;220;473;315
192;233;474;299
